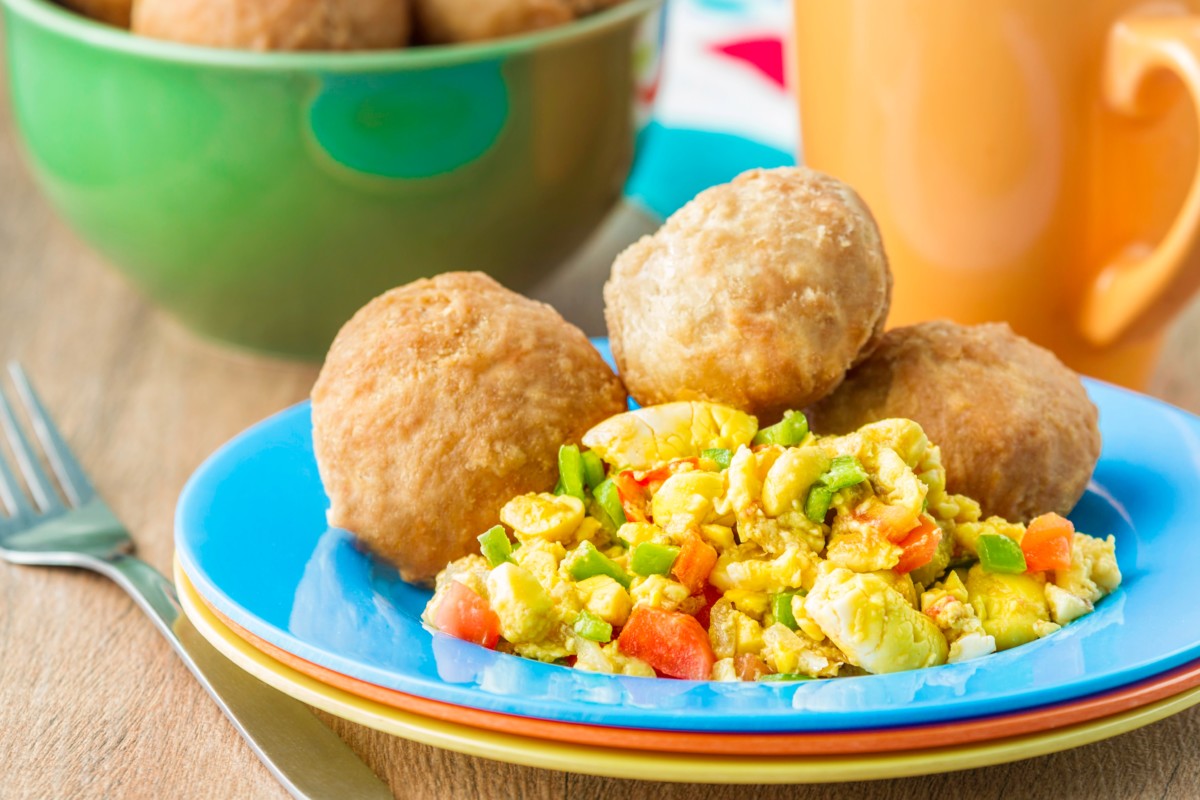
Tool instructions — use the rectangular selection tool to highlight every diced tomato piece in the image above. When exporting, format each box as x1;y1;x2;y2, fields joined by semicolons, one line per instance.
612;470;649;522
617;606;716;680
1022;513;1074;572
692;583;724;629
894;516;942;574
672;533;718;594
734;654;769;682
434;581;501;649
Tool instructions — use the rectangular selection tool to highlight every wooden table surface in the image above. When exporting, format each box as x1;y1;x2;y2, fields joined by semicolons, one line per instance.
4;52;1200;800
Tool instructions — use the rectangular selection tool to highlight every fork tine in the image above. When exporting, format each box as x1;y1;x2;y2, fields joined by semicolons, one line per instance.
0;426;33;522
6;363;93;508
0;367;65;513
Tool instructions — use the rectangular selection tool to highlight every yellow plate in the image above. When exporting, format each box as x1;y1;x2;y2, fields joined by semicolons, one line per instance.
175;561;1200;783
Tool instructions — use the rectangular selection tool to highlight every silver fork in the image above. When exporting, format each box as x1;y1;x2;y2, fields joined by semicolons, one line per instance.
0;363;393;800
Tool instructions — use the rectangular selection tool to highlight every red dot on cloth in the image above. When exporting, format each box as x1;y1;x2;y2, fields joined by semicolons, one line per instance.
711;36;787;90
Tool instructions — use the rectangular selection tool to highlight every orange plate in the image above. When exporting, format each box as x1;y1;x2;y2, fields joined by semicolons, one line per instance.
195;590;1200;756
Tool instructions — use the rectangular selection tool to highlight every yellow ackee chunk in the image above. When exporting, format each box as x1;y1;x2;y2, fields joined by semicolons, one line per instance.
572;517;604;546
485;563;556;644
581;401;758;470
934;569;969;603
723;445;784;515
699;523;736;551
966;565;1052;651
869;448;927;531
920;572;996;663
1045;583;1093;625
805;567;948;673
821;419;930;471
824;526;902;573
651;471;725;535
821;420;944;533
500;493;585;543
630;574;692;612
710;544;818;594
790;594;825;642
870;570;918;608
724;589;770;620
514;640;571;662
513;539;566;587
574;575;632;627
708;598;765;659
711;658;739;682
617;521;671;548
513;539;578;616
573;639;655;676
929;492;982;527
1053;533;1121;604
738;507;826;555
761;446;830;516
734;612;765;656
761;623;844;677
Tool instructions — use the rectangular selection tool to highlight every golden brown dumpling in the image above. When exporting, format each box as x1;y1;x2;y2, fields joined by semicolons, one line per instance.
412;0;574;43
132;0;411;50
311;272;627;585
60;0;133;27
604;166;892;424
808;320;1101;522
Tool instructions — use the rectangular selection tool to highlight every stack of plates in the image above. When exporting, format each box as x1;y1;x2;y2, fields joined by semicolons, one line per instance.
174;342;1200;783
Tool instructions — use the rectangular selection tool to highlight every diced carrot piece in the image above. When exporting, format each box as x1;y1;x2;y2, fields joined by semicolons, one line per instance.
434;581;501;649
1023;513;1074;572
855;499;920;543
895;516;942;574
672;533;718;594
617;606;715;680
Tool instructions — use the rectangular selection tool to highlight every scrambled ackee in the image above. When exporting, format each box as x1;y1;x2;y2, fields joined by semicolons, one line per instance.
422;402;1121;681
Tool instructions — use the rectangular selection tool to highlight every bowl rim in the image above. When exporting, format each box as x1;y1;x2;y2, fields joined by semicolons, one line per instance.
0;0;663;71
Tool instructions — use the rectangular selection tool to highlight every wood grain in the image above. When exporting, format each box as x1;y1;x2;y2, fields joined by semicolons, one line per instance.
3;31;1200;800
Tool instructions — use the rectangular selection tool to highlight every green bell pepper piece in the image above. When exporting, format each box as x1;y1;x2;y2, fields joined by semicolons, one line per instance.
566;541;632;589
477;525;514;568
752;411;809;447
573;610;613;643
757;673;815;682
629;542;680;576
593;478;626;528
581;450;606;490
771;592;801;630
554;445;587;502
822;455;869;491
702;448;733;470
803;455;869;523
804;485;834;523
977;533;1028;574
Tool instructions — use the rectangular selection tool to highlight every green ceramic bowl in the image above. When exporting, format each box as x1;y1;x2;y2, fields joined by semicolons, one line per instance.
1;0;663;358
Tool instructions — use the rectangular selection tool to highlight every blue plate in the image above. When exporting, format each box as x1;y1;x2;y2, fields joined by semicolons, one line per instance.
175;341;1200;733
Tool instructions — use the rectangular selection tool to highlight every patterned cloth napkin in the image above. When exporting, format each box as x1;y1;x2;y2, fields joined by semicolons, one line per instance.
627;0;798;218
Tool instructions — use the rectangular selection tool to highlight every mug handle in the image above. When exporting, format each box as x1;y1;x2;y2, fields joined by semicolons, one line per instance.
1080;16;1200;347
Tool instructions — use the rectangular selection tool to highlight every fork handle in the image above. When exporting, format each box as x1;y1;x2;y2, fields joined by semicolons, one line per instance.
97;555;393;800
101;555;182;632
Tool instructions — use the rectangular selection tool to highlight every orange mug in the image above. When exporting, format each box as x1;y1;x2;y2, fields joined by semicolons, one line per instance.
793;0;1200;387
